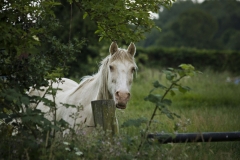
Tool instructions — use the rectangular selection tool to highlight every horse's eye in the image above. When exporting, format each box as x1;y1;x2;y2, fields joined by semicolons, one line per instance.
131;67;136;73
109;65;114;71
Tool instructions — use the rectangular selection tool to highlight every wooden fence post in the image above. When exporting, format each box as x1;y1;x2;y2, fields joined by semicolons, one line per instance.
91;100;119;135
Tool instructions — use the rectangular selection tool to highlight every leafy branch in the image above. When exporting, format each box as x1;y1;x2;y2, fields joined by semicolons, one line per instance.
72;0;176;42
137;64;200;152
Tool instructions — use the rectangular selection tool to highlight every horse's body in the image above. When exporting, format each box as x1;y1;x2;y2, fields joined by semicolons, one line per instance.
29;42;137;132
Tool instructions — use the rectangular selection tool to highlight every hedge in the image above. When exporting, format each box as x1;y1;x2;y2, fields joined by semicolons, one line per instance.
136;47;240;73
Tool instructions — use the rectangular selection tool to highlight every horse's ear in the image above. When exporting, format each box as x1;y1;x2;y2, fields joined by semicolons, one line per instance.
109;42;118;55
127;42;136;57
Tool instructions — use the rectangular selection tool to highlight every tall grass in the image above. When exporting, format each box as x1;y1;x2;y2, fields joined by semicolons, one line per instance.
116;68;240;159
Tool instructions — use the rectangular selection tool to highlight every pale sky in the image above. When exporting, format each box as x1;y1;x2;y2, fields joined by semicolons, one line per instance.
195;0;204;3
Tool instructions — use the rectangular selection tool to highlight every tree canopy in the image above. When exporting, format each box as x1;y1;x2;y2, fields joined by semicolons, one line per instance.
139;0;240;50
73;0;175;42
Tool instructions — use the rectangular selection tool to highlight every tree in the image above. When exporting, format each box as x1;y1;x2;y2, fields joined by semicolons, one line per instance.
0;1;84;158
48;0;177;77
171;9;218;49
51;0;101;78
72;0;175;42
139;0;240;50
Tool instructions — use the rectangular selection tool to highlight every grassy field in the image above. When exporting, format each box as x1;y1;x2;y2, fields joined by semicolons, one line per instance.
116;67;240;160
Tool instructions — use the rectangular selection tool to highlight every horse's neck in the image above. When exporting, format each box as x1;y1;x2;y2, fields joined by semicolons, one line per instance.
69;64;112;103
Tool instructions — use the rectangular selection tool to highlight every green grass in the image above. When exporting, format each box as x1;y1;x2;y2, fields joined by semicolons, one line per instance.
116;68;240;159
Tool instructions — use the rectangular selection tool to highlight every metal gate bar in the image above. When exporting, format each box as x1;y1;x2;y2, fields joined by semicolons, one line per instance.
147;132;240;143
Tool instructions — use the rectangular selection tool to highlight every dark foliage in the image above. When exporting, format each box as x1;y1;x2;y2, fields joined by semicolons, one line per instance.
139;0;240;50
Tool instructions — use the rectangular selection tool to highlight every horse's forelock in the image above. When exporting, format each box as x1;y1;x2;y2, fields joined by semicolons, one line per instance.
110;49;135;63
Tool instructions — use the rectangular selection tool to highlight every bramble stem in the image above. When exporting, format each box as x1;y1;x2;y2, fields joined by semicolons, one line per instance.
137;75;185;152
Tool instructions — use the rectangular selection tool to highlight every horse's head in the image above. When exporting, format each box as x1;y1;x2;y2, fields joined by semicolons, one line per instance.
107;42;137;109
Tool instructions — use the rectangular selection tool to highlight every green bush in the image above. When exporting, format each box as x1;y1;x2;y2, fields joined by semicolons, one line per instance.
136;47;240;73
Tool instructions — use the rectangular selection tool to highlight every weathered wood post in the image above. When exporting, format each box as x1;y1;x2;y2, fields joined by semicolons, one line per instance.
91;100;119;135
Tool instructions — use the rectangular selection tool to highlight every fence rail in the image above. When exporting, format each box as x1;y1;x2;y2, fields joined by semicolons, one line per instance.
147;132;240;144
91;100;240;143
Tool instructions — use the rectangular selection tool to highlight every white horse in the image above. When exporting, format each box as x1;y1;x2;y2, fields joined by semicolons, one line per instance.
29;42;137;132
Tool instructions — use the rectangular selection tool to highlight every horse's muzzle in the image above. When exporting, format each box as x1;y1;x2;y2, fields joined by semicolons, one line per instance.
115;90;130;109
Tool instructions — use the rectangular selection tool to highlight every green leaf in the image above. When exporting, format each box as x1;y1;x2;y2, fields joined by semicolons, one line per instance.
144;94;162;104
164;70;176;81
179;64;195;71
94;30;101;34
173;113;181;118
178;86;191;93
161;107;174;120
153;81;167;89
42;98;55;107
167;67;174;71
99;36;103;42
83;12;88;19
178;70;186;77
68;0;73;4
162;99;172;106
21;96;30;105
166;73;174;81
170;90;176;96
